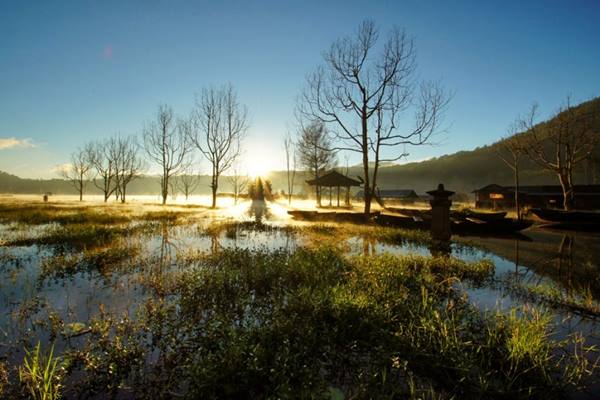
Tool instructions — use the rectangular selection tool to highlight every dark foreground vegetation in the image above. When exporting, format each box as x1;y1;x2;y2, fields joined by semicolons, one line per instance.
0;201;598;399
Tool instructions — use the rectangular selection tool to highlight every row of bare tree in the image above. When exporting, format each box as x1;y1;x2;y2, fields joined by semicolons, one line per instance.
62;136;144;203
61;84;249;207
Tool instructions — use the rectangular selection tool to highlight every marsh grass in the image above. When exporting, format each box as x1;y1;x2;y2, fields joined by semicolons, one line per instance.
1;201;598;398
40;247;594;399
500;279;600;318
137;210;192;223
6;224;133;248
0;203;131;226
40;244;139;281
202;220;433;250
18;342;63;400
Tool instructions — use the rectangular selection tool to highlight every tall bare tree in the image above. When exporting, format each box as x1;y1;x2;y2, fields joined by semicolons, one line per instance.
496;127;523;220
516;98;600;210
283;132;297;205
143;104;191;205
190;84;248;208
114;135;145;203
60;147;91;201
85;139;118;202
296;120;336;206
299;20;448;216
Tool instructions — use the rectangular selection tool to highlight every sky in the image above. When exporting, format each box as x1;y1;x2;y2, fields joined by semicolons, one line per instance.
1;0;599;178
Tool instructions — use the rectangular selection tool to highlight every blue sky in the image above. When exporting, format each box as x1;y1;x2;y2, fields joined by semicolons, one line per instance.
1;0;599;178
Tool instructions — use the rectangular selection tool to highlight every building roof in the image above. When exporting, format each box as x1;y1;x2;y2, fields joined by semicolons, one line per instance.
306;170;362;187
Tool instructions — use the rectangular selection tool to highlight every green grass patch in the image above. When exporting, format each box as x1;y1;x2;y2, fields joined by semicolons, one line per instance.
501;279;600;318
0;203;130;225
7;224;133;248
48;247;596;399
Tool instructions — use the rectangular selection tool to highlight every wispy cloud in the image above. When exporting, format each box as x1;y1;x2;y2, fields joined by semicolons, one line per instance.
0;137;35;150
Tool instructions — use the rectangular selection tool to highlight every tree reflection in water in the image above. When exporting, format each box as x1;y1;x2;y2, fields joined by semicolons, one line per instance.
247;200;271;224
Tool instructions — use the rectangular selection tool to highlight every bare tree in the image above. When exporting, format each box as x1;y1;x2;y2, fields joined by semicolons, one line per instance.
85;139;118;202
114;135;145;203
190;84;248;208
143;104;192;205
496;127;523;220
176;163;201;201
227;162;249;205
516;98;600;210
299;20;449;216
296;120;336;206
60;147;91;201
283;132;297;205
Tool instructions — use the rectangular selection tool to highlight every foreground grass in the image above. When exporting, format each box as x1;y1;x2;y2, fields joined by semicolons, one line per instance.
0;201;598;398
1;247;593;399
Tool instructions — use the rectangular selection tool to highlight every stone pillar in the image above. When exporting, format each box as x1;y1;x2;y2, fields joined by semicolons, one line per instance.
427;183;454;241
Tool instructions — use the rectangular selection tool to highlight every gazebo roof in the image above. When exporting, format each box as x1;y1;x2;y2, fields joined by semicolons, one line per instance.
306;170;362;187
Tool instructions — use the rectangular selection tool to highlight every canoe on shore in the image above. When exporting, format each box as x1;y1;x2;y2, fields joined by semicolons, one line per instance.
375;213;532;235
531;208;600;224
287;210;380;223
387;208;508;223
375;214;429;230
452;218;533;235
457;210;507;222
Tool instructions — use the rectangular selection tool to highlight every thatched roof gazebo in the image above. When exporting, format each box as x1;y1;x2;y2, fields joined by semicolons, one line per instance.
306;170;362;207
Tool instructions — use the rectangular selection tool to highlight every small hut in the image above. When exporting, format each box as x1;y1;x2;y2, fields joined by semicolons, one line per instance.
306;170;362;207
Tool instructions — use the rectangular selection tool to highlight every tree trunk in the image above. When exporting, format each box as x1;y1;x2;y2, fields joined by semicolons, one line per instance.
211;181;217;209
362;158;371;217
559;173;574;210
361;107;371;217
514;165;520;220
121;186;127;203
79;186;83;202
162;184;168;205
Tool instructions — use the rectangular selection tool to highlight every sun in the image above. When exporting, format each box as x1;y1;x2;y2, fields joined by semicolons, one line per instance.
247;163;270;179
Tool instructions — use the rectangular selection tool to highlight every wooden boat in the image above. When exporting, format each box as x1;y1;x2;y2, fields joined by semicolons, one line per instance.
375;214;429;230
531;208;600;224
458;210;507;222
386;207;432;222
376;213;531;235
287;210;380;223
452;218;533;235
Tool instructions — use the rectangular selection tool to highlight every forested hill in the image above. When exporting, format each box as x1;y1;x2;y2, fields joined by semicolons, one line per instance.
346;96;600;194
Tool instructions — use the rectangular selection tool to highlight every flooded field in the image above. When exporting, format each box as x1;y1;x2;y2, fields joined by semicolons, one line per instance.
1;196;599;398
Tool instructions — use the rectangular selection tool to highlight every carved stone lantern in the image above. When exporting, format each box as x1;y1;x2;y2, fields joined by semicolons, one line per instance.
427;183;454;241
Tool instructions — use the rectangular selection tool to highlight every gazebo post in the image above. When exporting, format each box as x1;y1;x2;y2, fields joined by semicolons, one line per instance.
329;187;332;206
337;186;340;207
317;185;321;207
